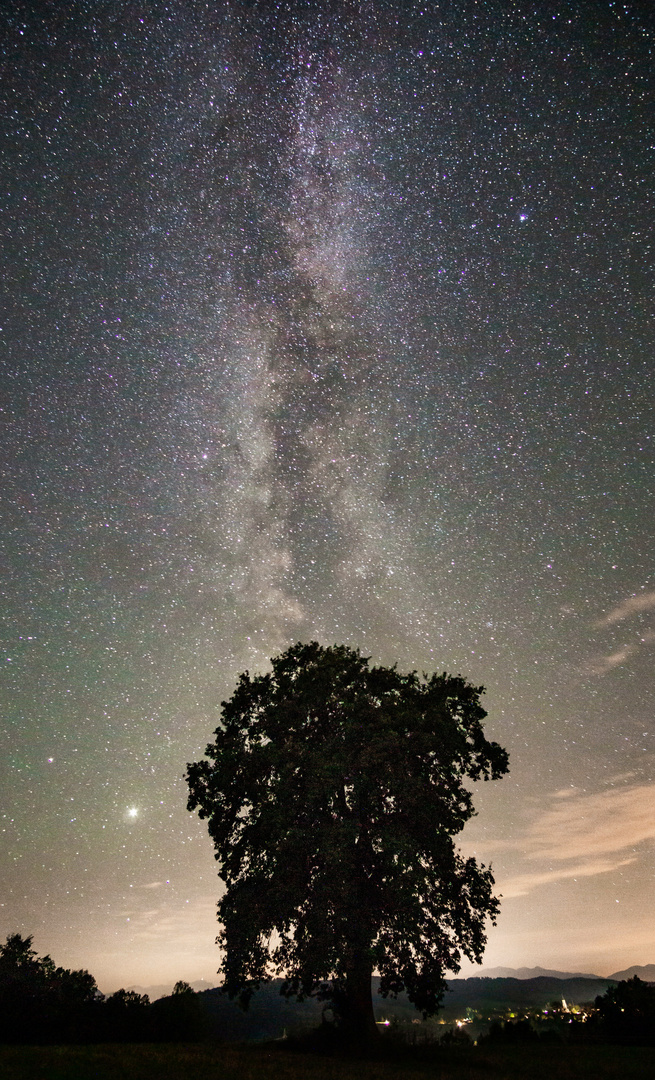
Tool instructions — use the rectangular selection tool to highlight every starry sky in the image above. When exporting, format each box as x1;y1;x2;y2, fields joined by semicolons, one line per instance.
1;0;653;994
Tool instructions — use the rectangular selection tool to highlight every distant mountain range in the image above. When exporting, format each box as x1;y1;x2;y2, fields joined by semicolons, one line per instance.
608;964;655;981
125;964;655;1003
479;966;601;980
480;964;655;982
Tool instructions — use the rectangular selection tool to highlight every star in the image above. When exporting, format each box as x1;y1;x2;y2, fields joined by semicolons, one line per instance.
1;0;650;994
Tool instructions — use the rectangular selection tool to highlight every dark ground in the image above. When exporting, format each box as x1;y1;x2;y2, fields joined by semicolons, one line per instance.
0;1041;654;1080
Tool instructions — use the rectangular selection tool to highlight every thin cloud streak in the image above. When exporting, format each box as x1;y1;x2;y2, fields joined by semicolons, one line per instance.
481;782;655;898
499;856;636;899
582;630;655;676
595;590;655;628
521;783;655;861
585;644;636;675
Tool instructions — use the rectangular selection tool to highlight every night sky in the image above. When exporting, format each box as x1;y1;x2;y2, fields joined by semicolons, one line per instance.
1;1;653;993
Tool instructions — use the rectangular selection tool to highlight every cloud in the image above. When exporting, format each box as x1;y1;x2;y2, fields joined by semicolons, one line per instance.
522;783;655;860
500;856;636;899
595;590;655;628
490;783;655;898
584;643;638;675
582;629;655;675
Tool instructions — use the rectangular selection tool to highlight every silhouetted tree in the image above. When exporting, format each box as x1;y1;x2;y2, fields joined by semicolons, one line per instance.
152;981;208;1041
186;641;508;1042
0;933;100;1043
594;976;655;1045
101;988;153;1042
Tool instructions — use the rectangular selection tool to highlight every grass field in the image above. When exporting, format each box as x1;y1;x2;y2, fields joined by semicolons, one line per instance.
0;1041;654;1080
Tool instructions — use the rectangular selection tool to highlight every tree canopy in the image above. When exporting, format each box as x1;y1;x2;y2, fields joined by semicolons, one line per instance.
0;933;99;1044
0;933;206;1044
186;641;509;1039
594;977;655;1045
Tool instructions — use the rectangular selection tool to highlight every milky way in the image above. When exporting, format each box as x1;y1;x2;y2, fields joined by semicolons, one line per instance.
1;2;653;991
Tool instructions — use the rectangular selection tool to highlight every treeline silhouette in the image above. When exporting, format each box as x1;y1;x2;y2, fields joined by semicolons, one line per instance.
0;934;205;1044
593;976;655;1046
1;933;653;1046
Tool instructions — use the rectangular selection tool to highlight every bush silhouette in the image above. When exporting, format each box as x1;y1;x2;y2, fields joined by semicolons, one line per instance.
593;976;655;1045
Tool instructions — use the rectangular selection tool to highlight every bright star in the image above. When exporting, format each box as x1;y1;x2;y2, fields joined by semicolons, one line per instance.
127;807;138;818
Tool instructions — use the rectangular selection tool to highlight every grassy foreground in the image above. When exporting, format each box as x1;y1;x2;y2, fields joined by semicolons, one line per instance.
0;1041;654;1080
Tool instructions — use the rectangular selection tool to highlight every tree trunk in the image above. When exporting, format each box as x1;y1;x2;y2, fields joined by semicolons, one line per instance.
341;950;378;1043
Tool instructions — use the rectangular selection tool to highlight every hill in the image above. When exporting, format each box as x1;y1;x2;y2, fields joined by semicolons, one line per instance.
124;979;216;1000
198;974;617;1041
608;964;655;982
126;965;653;1002
478;965;601;980
441;975;613;1017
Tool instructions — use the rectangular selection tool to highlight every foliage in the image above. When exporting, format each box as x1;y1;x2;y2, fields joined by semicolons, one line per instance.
100;989;153;1042
593;977;655;1045
0;932;101;1043
152;983;208;1041
0;933;206;1045
186;641;509;1038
